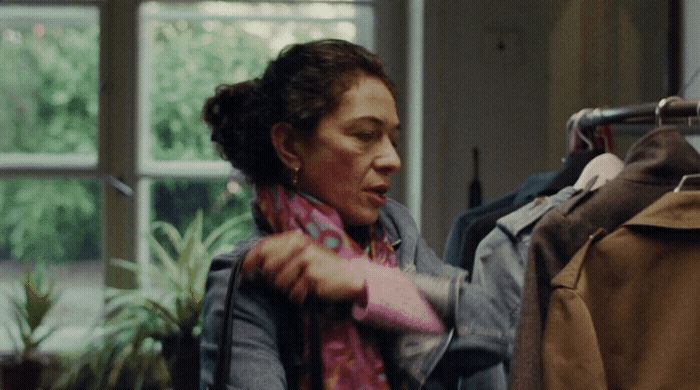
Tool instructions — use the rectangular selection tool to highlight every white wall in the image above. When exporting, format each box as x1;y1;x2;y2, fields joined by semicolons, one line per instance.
421;0;669;254
422;2;553;252
682;0;700;153
683;0;700;99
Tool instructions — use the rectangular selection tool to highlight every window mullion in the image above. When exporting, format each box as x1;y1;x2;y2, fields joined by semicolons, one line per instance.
103;0;139;290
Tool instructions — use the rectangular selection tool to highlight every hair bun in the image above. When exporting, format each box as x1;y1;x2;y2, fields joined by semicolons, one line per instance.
202;79;280;182
203;80;259;139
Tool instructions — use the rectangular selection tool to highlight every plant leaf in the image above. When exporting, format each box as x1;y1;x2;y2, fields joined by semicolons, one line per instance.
143;299;180;331
191;209;204;258
107;341;134;387
178;210;202;273
31;324;59;347
110;258;143;275
2;321;20;354
151;220;183;252
177;229;196;286
203;213;251;251
147;234;181;288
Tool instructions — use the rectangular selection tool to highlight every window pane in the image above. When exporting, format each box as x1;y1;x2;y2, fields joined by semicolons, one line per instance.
139;1;373;163
0;179;103;351
0;6;99;164
148;178;253;255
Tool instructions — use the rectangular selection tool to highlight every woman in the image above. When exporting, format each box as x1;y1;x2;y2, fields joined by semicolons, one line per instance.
199;40;512;390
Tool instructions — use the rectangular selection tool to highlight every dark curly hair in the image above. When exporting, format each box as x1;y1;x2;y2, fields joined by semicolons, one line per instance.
202;39;395;186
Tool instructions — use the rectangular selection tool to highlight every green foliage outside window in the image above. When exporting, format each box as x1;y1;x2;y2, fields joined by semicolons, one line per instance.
1;6;358;263
0;180;101;263
0;19;101;263
0;23;99;155
146;20;270;161
145;17;355;161
0;20;265;263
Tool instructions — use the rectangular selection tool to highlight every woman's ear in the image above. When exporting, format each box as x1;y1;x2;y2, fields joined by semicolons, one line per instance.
270;122;303;170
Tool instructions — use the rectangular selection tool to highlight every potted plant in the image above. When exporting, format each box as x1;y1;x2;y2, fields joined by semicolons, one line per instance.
54;319;169;390
1;263;61;390
59;210;250;390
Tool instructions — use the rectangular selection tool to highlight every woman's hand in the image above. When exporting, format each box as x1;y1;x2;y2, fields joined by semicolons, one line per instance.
242;230;367;305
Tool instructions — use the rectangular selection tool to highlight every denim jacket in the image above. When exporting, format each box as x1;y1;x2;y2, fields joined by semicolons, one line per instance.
454;187;577;390
200;199;513;389
472;186;578;336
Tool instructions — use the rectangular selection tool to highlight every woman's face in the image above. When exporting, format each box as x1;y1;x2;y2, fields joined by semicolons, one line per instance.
297;75;401;226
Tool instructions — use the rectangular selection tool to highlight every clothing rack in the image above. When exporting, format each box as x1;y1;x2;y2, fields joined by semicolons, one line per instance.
567;98;700;131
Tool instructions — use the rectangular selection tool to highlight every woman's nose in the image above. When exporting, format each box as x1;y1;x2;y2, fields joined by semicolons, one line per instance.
374;136;401;174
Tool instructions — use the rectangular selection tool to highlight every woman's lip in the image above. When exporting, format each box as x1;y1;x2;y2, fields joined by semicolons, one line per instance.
366;191;388;207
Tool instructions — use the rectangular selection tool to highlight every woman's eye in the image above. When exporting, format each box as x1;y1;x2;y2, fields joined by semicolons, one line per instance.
354;131;377;141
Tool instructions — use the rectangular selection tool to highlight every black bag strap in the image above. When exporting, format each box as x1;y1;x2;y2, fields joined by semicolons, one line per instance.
308;302;324;390
213;257;325;390
213;258;243;390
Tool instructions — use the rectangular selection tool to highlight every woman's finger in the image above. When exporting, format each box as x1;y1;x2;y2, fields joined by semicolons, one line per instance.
253;230;310;276
288;278;310;305
241;238;265;275
273;252;308;292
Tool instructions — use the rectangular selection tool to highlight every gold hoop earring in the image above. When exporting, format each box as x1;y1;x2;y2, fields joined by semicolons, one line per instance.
292;167;300;187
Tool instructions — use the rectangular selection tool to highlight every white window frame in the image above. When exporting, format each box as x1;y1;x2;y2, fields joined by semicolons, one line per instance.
134;0;376;264
0;0;108;257
0;0;109;352
1;1;381;292
1;0;418;354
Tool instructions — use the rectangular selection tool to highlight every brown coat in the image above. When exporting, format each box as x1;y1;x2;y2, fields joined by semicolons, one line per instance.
510;127;700;390
543;191;700;389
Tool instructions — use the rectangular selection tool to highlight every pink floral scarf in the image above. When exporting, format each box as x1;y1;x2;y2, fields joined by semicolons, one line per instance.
255;184;394;389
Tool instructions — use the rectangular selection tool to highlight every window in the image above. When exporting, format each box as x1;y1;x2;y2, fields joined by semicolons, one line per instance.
136;1;375;262
0;1;375;352
0;4;103;350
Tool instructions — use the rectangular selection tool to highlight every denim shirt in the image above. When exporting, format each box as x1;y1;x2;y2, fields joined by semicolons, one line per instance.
457;186;577;390
200;199;514;390
472;186;578;343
